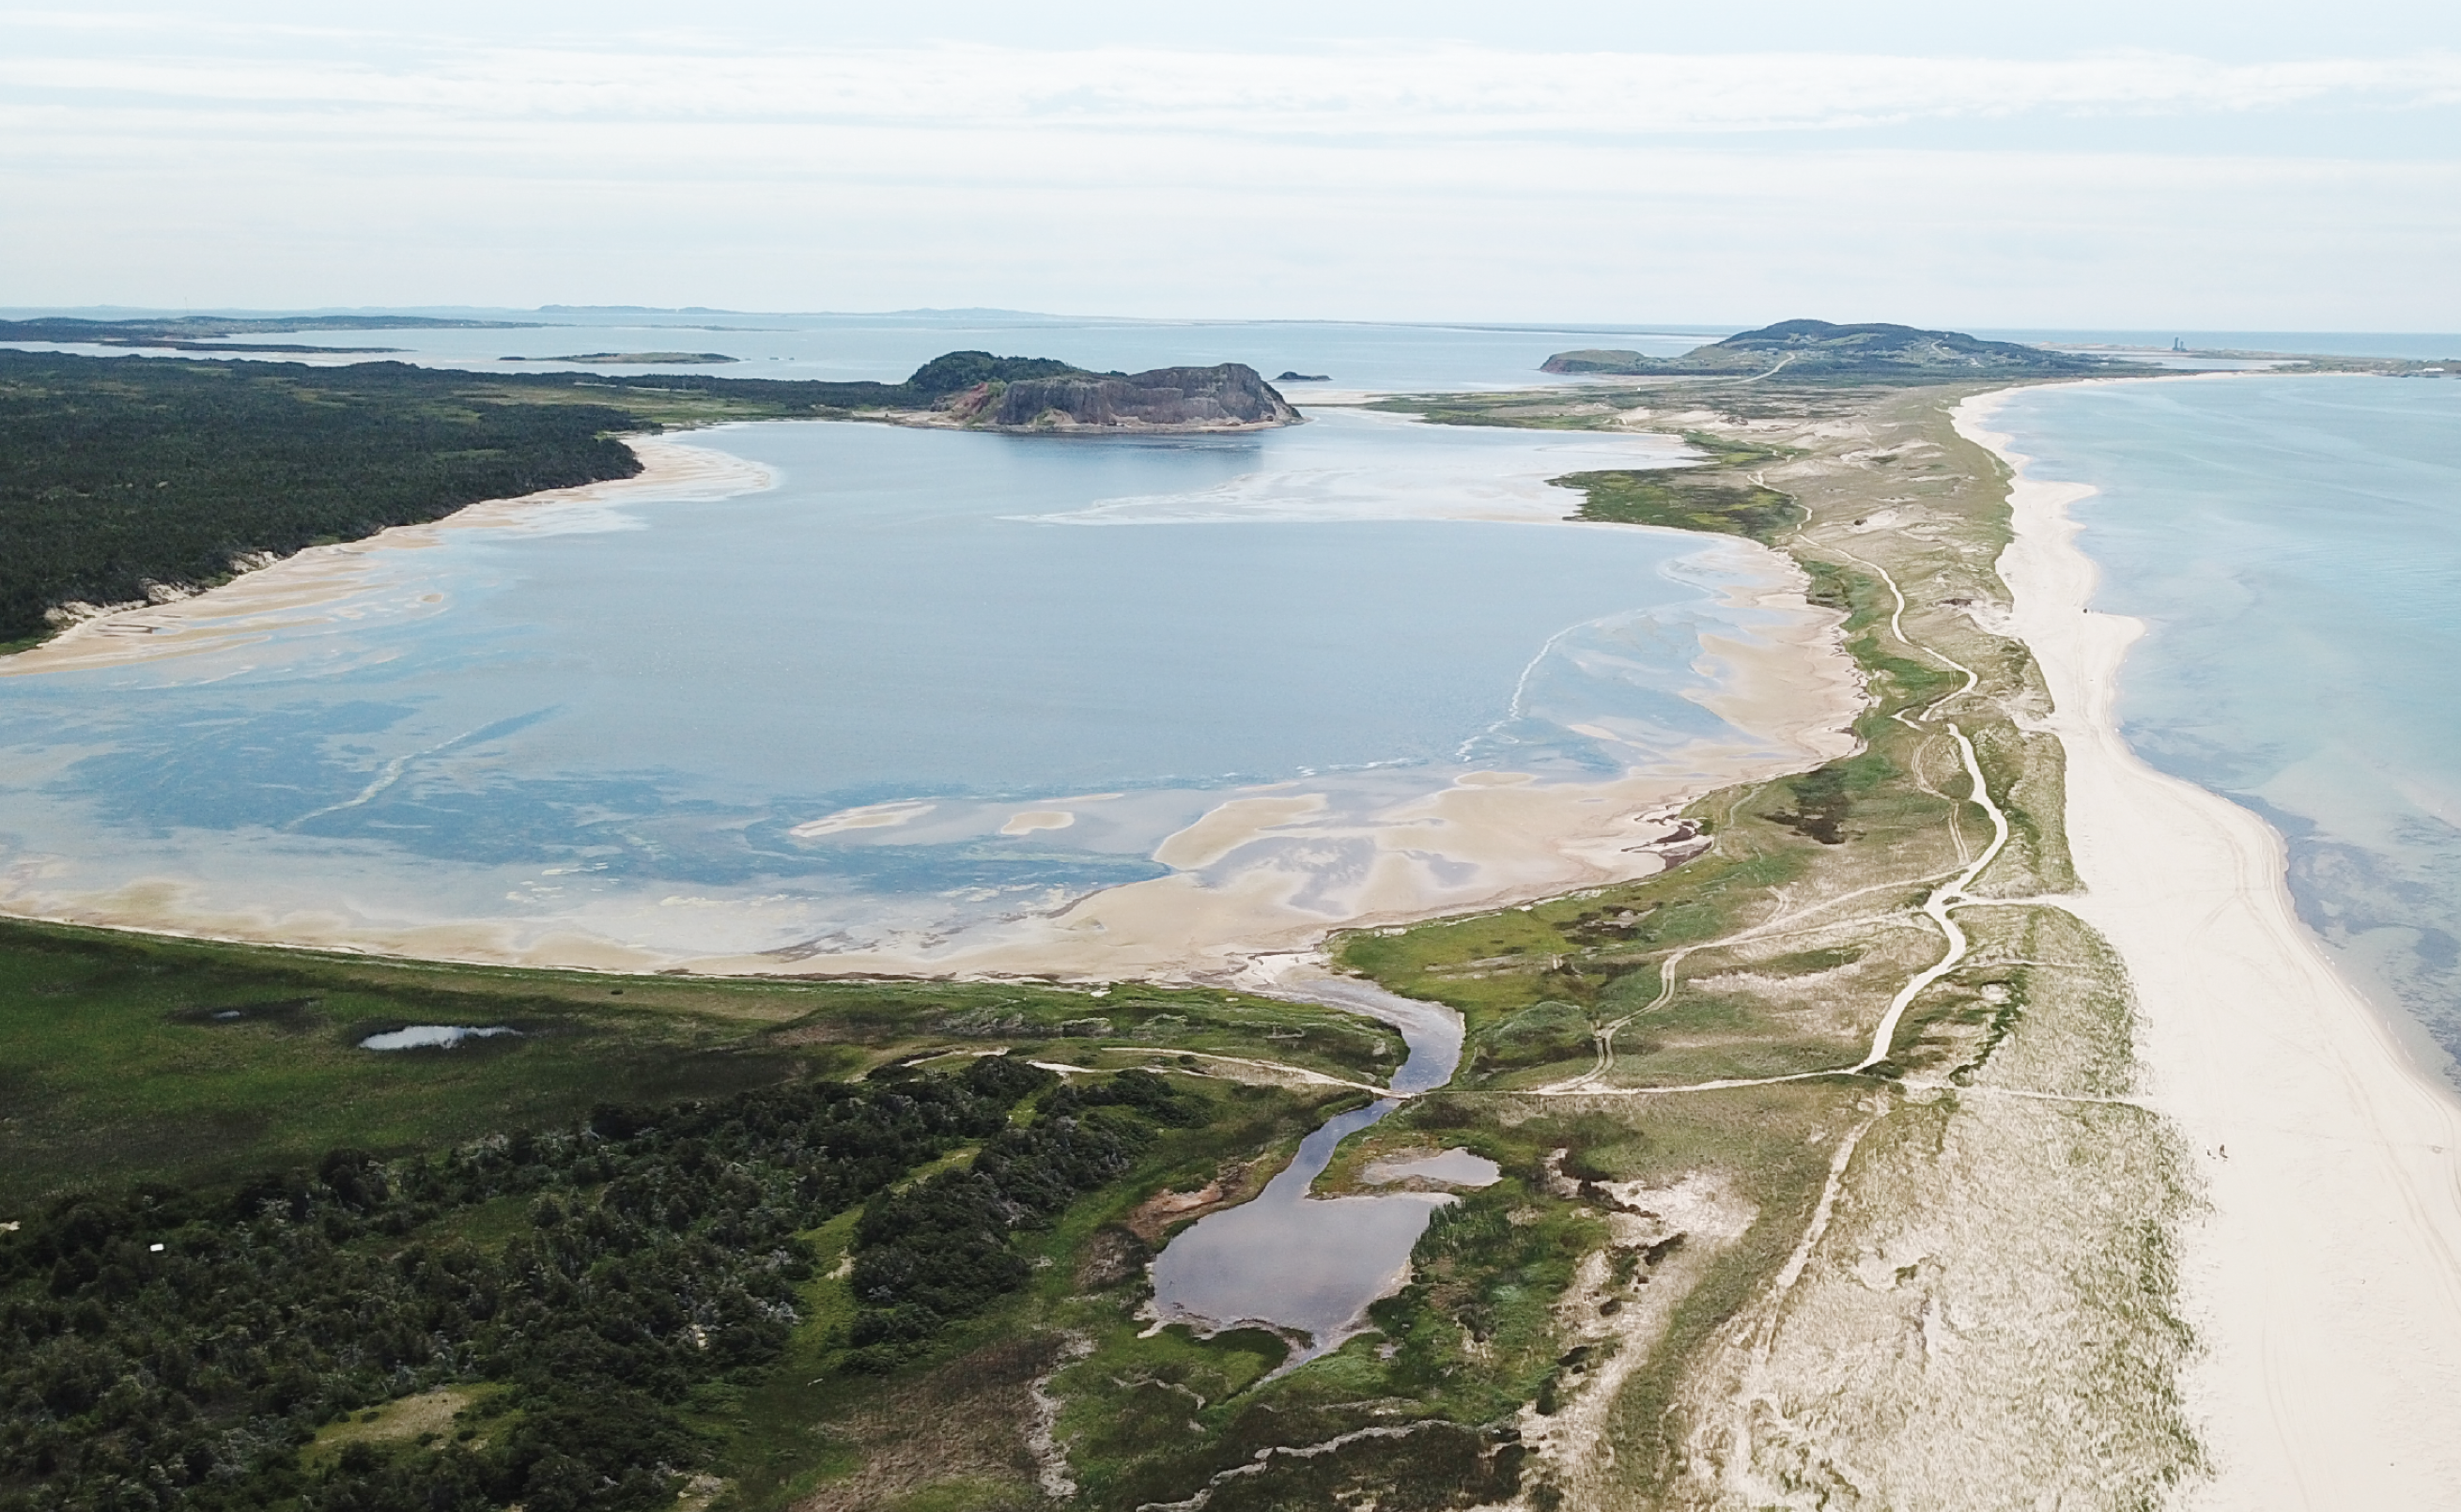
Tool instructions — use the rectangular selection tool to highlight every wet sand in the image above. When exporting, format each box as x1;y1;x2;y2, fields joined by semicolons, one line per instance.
0;435;1863;985
684;540;1865;981
1966;388;2461;1508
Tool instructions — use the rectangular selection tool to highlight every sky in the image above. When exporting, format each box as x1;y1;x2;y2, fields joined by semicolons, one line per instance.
3;1;2457;327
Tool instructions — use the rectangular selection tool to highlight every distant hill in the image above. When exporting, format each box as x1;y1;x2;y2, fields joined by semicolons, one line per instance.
0;347;1298;644
1542;319;2136;381
933;363;1299;432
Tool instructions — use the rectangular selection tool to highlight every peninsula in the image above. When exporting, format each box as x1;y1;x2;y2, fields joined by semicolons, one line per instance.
0;347;1297;647
13;319;2455;1512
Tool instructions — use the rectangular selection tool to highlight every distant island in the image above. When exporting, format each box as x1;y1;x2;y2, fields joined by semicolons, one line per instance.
1542;318;2142;381
0;314;538;351
503;351;741;365
1277;370;1331;382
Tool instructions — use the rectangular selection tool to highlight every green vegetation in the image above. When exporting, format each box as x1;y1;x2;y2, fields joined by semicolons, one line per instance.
0;352;642;644
0;915;1400;1209
842;1070;1199;1366
0;1053;1229;1512
1539;318;2130;382
0;902;1411;1511
1553;471;1801;545
0;348;1088;646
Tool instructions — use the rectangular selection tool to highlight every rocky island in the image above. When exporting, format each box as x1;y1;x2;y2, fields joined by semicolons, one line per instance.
1543;316;2140;381
918;360;1301;432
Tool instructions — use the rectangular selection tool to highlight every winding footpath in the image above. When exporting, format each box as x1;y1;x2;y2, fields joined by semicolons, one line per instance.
1534;545;2019;1103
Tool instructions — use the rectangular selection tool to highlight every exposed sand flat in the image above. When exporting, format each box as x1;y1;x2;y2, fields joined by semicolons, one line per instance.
1;436;775;678
0;433;1862;987
680;548;1865;982
1965;390;2461;1508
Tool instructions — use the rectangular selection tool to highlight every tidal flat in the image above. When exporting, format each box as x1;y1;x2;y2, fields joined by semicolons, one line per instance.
0;409;1858;979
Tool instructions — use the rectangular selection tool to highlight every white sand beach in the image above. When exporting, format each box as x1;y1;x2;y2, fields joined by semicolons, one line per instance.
1963;391;2461;1507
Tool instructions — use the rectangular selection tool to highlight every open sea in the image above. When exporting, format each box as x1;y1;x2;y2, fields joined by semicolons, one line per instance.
1989;375;2461;1083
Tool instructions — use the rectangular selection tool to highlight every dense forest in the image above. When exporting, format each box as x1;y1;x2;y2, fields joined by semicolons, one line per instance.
0;1054;1206;1512
0;348;1087;646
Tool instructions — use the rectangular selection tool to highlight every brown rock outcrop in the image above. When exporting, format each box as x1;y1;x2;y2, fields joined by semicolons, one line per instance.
989;363;1300;431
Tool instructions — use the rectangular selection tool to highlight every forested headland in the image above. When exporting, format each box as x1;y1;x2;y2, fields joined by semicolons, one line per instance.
0;349;1083;647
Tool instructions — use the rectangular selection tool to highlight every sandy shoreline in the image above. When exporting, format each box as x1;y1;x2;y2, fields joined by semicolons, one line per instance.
678;532;1865;981
1;435;776;678
0;426;1864;982
1962;388;2461;1507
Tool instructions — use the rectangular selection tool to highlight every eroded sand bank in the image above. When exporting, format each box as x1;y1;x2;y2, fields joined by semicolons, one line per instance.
1965;389;2461;1508
1;436;776;678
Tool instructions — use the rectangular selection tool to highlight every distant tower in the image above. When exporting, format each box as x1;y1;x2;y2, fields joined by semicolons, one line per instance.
2174;337;2187;352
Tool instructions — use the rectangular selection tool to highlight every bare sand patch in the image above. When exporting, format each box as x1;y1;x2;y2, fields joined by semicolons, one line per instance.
998;810;1076;836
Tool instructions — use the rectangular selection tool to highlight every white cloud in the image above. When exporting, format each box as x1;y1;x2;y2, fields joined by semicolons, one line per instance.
0;10;2454;324
4;39;2459;135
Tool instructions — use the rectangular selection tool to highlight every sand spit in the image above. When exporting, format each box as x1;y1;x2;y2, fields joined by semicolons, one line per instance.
1;436;775;679
1964;390;2461;1507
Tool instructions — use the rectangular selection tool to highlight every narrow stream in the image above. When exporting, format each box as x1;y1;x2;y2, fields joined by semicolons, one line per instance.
1146;979;1466;1360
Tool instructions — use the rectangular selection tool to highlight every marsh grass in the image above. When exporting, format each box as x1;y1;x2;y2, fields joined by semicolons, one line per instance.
0;916;1395;1209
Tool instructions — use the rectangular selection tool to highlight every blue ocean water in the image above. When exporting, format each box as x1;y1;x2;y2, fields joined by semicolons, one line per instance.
1990;376;2461;1079
0;408;1815;961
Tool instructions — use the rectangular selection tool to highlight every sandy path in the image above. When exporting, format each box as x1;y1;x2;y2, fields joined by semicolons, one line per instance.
1963;391;2461;1508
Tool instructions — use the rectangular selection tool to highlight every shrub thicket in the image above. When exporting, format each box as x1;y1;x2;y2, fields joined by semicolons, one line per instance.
0;1054;1209;1512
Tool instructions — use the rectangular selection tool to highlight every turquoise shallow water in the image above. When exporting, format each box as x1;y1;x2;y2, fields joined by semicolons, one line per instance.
1991;376;2461;1080
0;408;1816;961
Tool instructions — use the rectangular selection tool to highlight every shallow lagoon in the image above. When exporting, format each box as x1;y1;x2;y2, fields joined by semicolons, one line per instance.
0;409;1827;964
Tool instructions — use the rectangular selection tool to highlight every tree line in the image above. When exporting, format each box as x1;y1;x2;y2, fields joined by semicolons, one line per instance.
0;1052;1200;1512
0;348;1087;646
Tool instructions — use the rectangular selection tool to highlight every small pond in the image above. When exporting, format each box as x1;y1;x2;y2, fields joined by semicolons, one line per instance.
1147;980;1464;1360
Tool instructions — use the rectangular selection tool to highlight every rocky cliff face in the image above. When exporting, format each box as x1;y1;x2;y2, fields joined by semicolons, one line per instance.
980;363;1300;431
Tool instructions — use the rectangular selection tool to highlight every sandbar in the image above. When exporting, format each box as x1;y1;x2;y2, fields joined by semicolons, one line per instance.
1965;387;2461;1507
